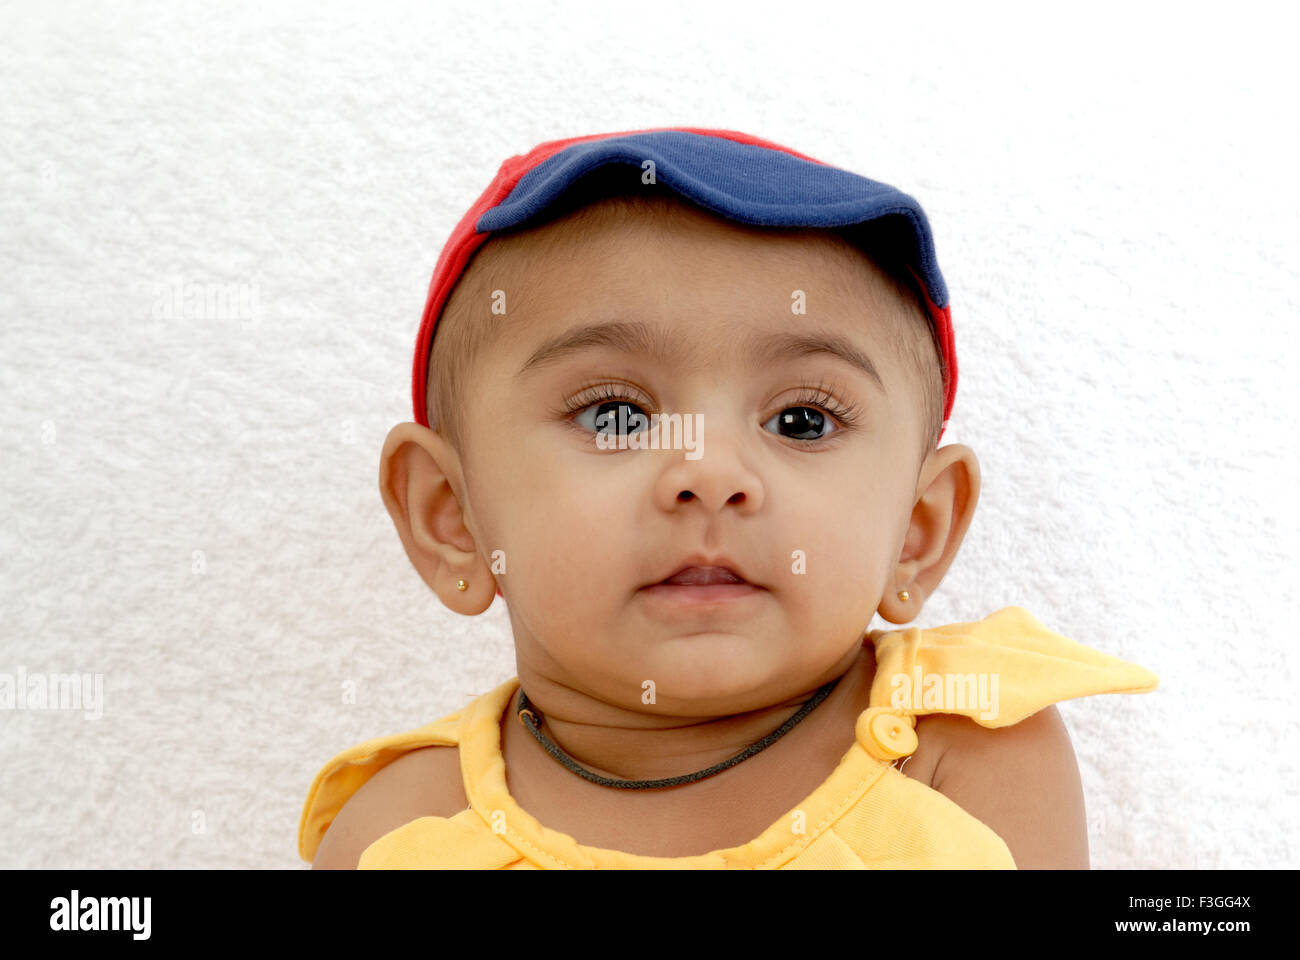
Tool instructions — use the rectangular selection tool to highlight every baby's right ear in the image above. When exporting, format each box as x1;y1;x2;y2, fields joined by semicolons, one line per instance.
377;422;495;614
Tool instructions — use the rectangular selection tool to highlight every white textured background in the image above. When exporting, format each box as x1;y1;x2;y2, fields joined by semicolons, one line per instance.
2;0;1296;869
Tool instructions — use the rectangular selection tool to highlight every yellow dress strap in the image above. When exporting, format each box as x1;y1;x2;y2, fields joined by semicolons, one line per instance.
863;606;1158;735
297;710;464;863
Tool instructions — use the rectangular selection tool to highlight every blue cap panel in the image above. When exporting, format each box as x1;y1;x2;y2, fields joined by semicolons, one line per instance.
475;130;947;308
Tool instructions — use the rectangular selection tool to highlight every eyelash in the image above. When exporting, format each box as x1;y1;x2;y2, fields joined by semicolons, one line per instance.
555;378;863;439
786;379;863;429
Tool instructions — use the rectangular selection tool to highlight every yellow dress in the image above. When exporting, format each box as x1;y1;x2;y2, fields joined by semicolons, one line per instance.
298;606;1158;869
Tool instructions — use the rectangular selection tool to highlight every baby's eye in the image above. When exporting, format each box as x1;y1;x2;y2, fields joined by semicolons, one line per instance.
763;406;837;441
575;400;652;435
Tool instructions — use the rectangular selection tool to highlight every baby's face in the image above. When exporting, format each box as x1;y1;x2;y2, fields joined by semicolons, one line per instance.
451;204;938;712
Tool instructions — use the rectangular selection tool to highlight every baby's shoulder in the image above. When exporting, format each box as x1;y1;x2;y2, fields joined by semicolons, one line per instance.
911;703;1090;867
311;745;468;869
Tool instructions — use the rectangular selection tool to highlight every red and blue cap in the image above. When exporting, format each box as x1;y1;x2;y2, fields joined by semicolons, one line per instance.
412;125;957;441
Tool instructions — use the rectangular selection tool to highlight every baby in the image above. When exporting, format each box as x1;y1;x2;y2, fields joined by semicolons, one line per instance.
299;127;1158;869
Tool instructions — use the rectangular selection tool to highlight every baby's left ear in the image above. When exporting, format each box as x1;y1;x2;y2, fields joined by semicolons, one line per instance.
892;443;982;609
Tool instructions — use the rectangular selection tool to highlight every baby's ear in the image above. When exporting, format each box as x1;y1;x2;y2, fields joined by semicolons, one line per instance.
888;443;981;616
378;422;495;614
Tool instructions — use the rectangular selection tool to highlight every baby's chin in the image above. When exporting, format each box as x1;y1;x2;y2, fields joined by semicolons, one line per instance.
592;630;807;711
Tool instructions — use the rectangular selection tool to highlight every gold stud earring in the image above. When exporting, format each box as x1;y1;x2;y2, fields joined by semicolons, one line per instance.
456;579;468;591
897;590;910;602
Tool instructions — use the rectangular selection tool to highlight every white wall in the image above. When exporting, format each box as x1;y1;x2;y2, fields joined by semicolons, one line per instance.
2;0;1295;868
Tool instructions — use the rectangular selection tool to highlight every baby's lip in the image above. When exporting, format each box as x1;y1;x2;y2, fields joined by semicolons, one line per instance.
645;555;763;589
659;566;747;587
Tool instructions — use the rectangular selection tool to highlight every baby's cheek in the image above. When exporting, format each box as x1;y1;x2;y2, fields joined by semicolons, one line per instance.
497;502;617;607
771;506;879;590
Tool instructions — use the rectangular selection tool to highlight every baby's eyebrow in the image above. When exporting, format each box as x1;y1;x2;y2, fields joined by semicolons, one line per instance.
513;319;886;393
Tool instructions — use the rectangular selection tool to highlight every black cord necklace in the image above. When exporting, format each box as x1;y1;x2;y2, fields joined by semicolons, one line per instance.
515;676;841;790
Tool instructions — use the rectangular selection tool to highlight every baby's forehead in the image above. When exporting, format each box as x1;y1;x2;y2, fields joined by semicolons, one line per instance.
464;183;926;366
482;247;907;389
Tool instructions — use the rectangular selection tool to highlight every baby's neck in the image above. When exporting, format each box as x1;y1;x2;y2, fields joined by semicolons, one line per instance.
505;641;876;786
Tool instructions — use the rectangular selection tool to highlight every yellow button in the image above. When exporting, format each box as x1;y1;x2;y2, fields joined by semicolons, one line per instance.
856;707;918;761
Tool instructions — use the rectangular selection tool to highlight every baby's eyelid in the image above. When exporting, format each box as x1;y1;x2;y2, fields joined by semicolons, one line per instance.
567;393;846;420
566;384;843;409
566;382;651;409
